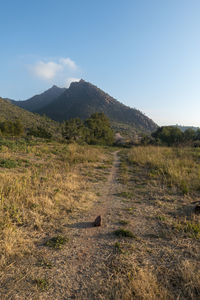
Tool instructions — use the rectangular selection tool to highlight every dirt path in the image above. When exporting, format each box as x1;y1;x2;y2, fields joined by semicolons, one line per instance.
34;150;123;299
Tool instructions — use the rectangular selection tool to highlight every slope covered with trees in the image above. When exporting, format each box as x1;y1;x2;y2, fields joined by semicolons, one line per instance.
0;97;61;138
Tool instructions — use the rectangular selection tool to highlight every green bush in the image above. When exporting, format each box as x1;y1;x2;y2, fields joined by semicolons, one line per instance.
27;126;52;139
114;228;135;238
0;158;19;168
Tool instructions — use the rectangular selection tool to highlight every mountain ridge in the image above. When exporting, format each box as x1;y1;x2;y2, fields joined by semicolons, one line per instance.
11;85;66;112
11;79;158;133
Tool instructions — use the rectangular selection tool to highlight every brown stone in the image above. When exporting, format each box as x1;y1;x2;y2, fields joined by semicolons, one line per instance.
94;215;101;227
194;205;200;214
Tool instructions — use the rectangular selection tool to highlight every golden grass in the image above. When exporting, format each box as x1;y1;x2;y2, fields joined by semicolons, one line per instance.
128;146;200;194
130;266;171;300
1;143;200;299
115;259;200;300
112;146;200;300
0;139;108;267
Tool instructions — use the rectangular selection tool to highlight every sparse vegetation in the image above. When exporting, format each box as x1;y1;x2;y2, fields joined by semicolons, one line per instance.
44;235;68;249
118;219;129;225
117;191;134;199
175;220;200;238
114;242;122;253
34;278;49;290
37;259;53;269
0;158;19;168
114;228;135;238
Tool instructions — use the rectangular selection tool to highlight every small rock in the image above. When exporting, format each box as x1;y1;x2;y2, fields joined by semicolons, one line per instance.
194;205;200;214
94;215;101;227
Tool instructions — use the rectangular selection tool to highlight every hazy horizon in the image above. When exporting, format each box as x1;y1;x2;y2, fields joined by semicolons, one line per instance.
1;0;200;127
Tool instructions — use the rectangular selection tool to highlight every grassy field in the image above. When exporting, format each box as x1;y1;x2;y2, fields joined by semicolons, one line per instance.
128;146;200;194
0;138;111;268
111;146;200;299
1;142;200;299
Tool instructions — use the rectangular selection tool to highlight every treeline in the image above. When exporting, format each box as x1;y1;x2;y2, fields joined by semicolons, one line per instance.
62;112;114;145
0;113;114;146
142;126;200;147
0;120;52;139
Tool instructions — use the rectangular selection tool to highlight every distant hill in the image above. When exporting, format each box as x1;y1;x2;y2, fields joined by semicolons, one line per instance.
11;79;157;133
0;97;61;137
11;85;66;112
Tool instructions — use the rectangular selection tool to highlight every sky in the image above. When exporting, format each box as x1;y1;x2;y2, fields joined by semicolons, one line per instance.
0;0;200;126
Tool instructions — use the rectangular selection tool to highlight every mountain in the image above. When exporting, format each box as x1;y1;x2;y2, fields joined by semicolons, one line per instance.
0;97;61;137
11;85;66;112
12;80;157;133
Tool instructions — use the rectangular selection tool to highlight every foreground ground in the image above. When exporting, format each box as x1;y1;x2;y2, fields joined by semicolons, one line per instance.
0;140;200;299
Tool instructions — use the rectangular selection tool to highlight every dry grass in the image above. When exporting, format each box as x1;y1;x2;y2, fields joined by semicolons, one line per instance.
128;146;200;194
112;146;200;300
0;139;109;268
1;143;200;299
130;266;171;300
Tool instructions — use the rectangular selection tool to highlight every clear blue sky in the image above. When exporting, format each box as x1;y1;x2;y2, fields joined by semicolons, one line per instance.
1;0;200;126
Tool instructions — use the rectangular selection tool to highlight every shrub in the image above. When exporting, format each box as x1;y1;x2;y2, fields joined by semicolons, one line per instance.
44;235;68;249
114;228;135;238
27;126;52;139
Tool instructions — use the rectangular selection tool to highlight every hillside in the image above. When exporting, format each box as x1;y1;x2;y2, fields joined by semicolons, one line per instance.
0;97;61;137
12;80;157;133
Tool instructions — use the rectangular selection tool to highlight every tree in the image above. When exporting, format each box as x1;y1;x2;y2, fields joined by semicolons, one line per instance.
152;126;183;146
27;126;52;138
62;118;86;143
85;113;114;145
183;128;196;143
62;113;114;145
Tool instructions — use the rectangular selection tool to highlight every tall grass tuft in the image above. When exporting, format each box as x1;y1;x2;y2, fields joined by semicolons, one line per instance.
128;146;200;194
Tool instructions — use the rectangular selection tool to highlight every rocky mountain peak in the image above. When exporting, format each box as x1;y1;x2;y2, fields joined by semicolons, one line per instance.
10;80;158;133
51;84;59;89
